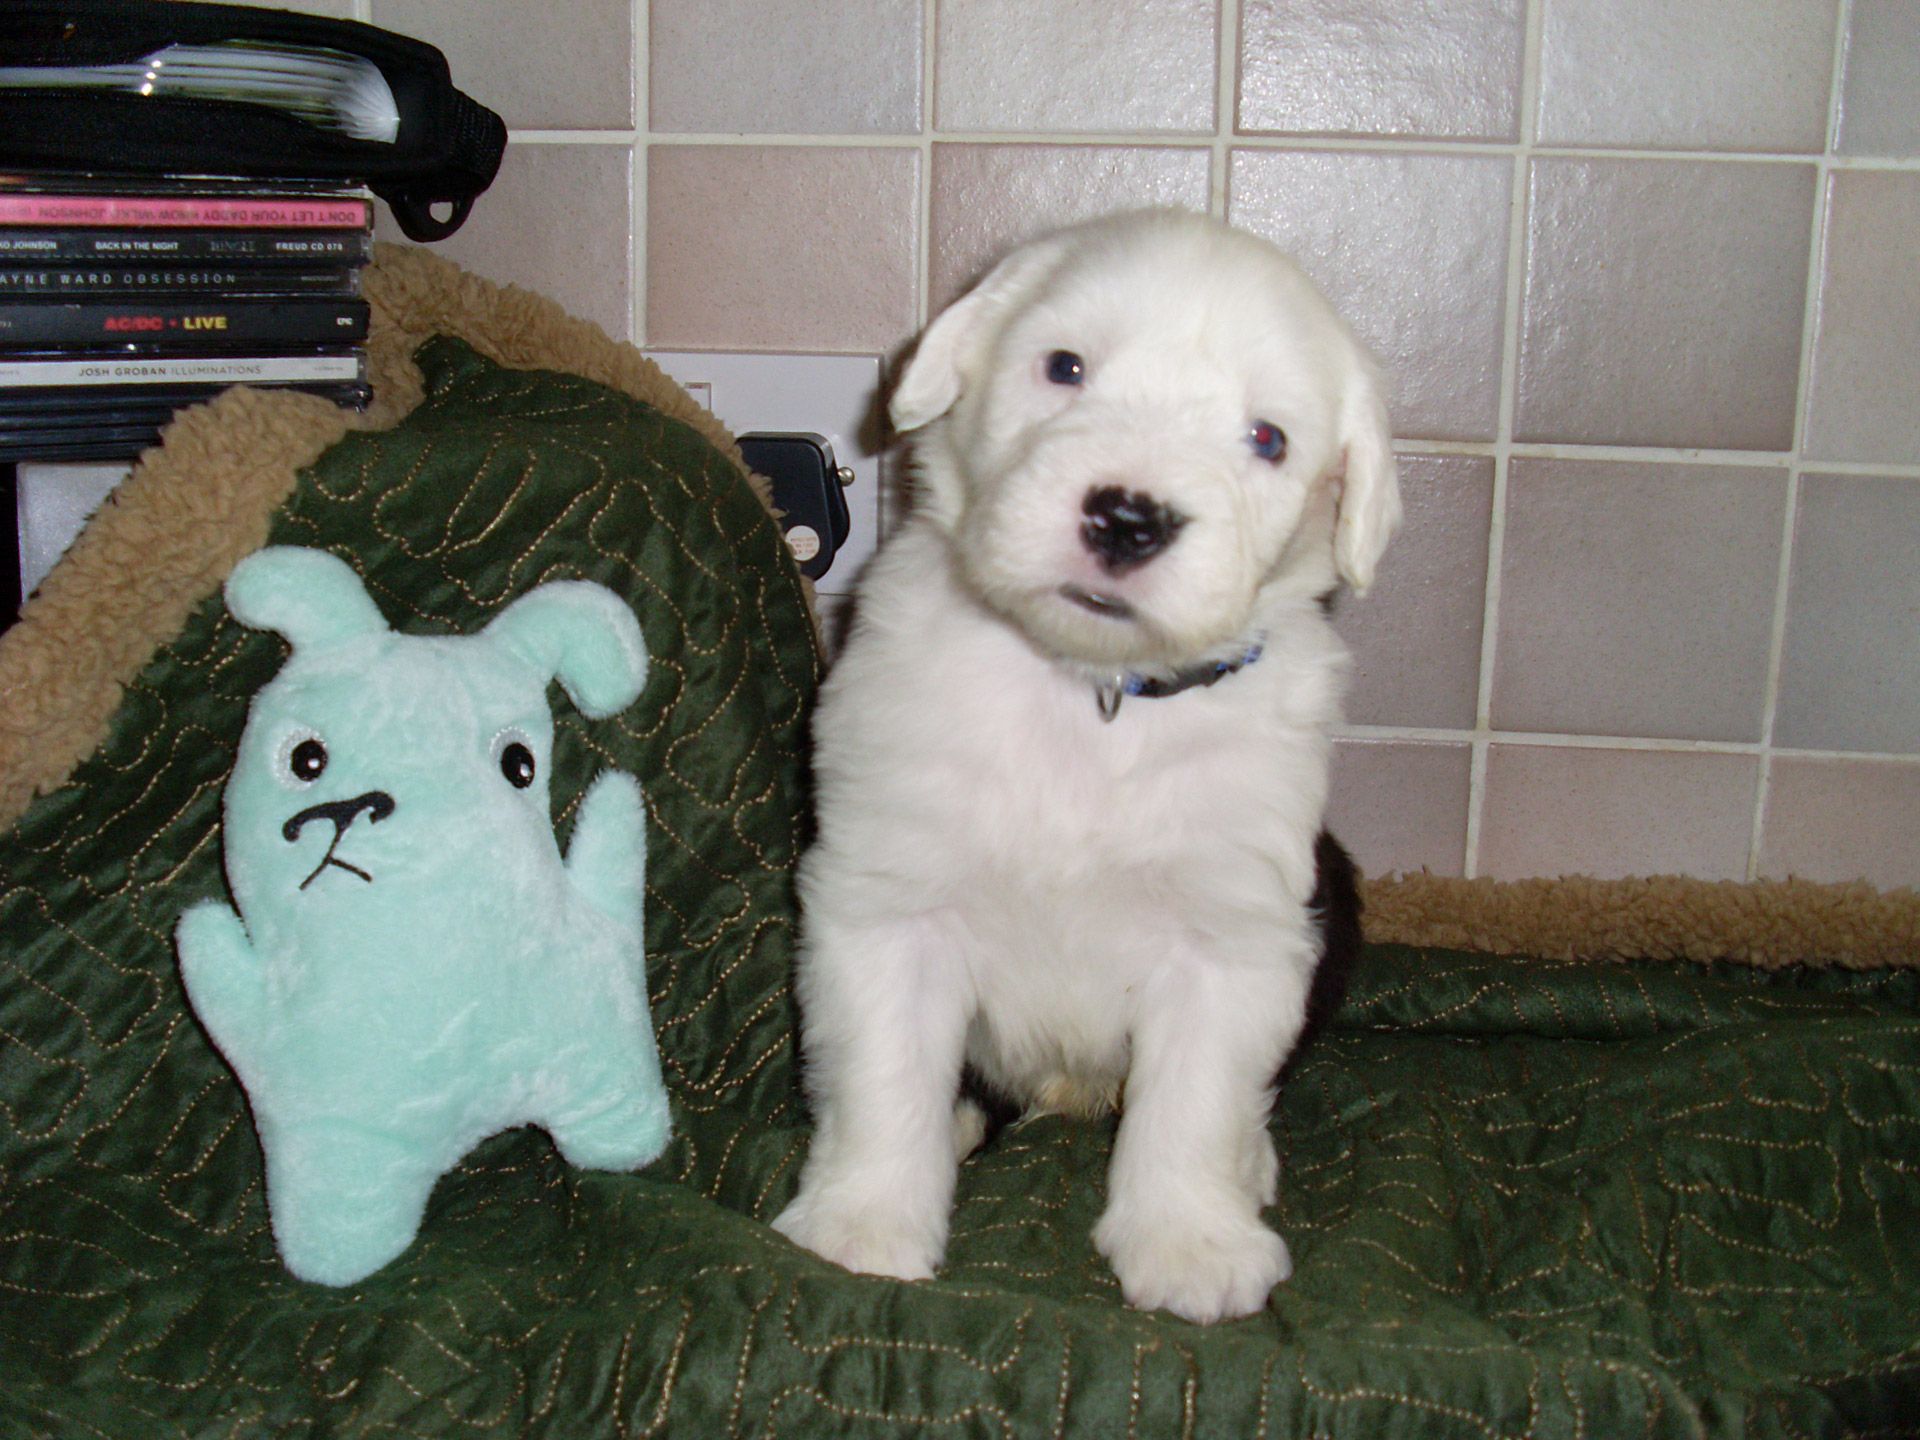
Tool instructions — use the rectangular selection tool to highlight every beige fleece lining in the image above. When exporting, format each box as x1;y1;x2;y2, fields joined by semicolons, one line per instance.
2;245;1914;969
1364;870;1918;970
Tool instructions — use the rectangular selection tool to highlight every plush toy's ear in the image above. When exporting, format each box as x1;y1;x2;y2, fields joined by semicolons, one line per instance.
225;547;390;650
890;235;1070;434
485;582;649;719
1330;356;1402;596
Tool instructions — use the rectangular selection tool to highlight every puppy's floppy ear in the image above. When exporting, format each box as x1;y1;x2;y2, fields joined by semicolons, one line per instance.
890;239;1068;433
1330;357;1401;595
890;288;992;434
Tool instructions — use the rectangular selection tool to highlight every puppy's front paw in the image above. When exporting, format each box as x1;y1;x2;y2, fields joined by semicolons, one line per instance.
1094;1204;1292;1323
772;1192;942;1282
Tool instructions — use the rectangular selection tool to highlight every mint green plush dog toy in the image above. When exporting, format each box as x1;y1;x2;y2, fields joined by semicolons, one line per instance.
176;547;670;1286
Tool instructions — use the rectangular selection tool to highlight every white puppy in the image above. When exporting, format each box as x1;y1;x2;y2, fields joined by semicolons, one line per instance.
772;209;1399;1324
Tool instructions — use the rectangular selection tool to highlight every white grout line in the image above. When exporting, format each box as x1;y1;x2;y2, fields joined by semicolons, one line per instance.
507;131;640;144
621;129;1920;170
1753;461;1806;876
917;0;938;331
1212;1;1238;219
1391;437;1920;479
1757;746;1920;766
1743;0;1860;880
630;6;649;347
1462;0;1548;880
1343;726;1759;756
640;130;1207;149
1334;724;1920;769
1403;440;1791;466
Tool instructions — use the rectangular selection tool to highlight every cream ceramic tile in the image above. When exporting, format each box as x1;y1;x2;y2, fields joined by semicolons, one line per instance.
1837;0;1920;156
650;0;922;135
1536;0;1834;152
1478;746;1758;882
1760;758;1920;890
927;145;1211;311
1491;460;1785;743
393;143;632;342
1515;158;1814;451
934;0;1217;134
646;146;918;354
1773;474;1920;755
1229;149;1510;442
1237;0;1523;141
373;0;631;130
1326;740;1472;879
1335;455;1493;730
1804;172;1920;464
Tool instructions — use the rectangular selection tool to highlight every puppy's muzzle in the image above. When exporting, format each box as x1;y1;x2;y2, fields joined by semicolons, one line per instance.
1081;486;1186;574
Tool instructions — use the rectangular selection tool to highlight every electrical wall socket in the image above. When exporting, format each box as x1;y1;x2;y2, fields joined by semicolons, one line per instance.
15;461;131;600
644;351;884;597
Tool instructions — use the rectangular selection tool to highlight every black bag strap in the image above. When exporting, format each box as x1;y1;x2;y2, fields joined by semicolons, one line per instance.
0;0;506;241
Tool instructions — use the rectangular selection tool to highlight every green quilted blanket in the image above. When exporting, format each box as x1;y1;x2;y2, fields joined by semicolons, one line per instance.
2;337;1916;1438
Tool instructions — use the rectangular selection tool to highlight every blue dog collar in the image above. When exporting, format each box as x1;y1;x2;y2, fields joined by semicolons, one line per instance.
1094;638;1264;721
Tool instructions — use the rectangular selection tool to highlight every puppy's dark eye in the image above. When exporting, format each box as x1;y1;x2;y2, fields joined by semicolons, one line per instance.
500;742;536;790
1248;420;1287;464
289;738;327;782
1045;350;1086;386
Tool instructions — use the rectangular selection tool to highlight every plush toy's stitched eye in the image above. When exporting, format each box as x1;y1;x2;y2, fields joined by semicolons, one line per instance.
1248;420;1288;464
500;742;536;790
1045;350;1086;386
289;738;328;783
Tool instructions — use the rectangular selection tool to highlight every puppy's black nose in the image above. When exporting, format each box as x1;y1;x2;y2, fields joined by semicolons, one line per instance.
1080;486;1186;573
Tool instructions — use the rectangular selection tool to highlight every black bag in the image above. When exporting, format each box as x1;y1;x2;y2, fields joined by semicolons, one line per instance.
0;1;506;241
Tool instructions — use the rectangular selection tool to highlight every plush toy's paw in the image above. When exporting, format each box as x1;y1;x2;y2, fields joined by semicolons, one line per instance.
1094;1201;1292;1324
549;1085;671;1172
564;770;647;932
175;901;267;1051
771;1190;944;1282
265;1121;444;1287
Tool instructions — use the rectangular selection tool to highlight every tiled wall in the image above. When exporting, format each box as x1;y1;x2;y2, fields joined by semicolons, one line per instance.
293;0;1919;888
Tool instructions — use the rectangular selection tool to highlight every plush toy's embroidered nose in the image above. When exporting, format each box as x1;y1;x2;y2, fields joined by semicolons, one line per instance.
283;791;396;888
1080;486;1186;573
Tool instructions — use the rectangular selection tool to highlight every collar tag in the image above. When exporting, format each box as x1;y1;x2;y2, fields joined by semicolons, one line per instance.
1091;637;1265;720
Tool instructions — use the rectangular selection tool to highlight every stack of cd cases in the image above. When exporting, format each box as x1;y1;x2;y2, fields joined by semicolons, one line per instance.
0;176;373;462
